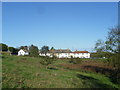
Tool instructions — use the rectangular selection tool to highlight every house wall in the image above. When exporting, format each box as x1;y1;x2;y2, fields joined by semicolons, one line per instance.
39;53;53;57
39;53;46;56
57;53;71;58
72;53;90;58
18;49;29;56
39;52;90;58
24;52;29;55
18;50;25;56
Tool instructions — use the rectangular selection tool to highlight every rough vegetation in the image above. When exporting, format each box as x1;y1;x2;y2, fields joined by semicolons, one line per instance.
2;54;120;88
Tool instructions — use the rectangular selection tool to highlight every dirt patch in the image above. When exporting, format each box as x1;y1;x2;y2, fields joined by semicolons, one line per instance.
61;60;115;76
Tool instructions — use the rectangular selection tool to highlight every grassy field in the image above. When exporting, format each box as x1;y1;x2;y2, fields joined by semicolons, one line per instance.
2;54;120;88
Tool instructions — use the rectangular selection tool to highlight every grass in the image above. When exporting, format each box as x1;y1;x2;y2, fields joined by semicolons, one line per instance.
2;55;120;88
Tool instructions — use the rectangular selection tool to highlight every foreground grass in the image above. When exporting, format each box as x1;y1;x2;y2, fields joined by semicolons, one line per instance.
2;55;120;88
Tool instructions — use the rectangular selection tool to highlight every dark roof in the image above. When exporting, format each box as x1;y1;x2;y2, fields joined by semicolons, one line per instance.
20;49;29;52
49;49;72;53
73;51;89;53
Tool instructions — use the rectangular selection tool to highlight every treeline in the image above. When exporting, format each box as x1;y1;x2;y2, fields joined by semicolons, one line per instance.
94;26;120;84
0;43;55;57
0;43;19;55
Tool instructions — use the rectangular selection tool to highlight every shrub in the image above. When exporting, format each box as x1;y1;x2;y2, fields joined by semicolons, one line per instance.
109;54;120;69
51;55;57;60
29;45;39;57
69;58;82;64
109;53;120;84
39;56;54;65
1;51;10;56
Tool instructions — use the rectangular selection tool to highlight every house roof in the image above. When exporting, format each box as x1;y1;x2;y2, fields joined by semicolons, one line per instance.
19;49;28;53
49;49;72;53
49;49;89;53
73;51;89;53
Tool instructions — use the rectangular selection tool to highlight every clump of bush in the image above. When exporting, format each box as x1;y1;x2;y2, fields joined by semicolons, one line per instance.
51;55;57;60
39;56;54;65
69;57;82;64
47;66;58;70
109;54;120;84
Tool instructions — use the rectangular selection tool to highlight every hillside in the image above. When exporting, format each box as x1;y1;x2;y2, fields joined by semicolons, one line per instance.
2;55;120;88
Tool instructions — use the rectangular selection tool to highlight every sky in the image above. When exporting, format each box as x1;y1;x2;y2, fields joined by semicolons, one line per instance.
2;2;118;52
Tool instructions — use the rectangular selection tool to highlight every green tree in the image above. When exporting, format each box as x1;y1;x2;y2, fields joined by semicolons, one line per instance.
20;46;28;51
94;39;105;52
40;46;49;55
105;27;120;53
94;39;107;58
0;43;8;51
94;26;120;84
94;27;120;58
8;47;19;55
50;47;55;50
13;48;19;55
8;47;14;53
29;44;39;57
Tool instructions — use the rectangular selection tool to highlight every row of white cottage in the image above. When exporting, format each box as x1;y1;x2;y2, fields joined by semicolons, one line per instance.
18;49;90;58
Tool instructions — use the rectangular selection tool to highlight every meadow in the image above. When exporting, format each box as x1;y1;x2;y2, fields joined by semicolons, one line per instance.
2;54;120;88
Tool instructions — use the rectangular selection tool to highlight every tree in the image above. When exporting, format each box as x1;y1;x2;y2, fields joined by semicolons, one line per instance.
50;47;55;50
20;46;28;51
8;47;19;55
13;48;19;55
105;27;120;53
29;44;39;57
0;43;8;51
94;39;105;52
8;47;14;53
40;46;49;55
94;26;120;58
94;39;106;58
94;26;120;84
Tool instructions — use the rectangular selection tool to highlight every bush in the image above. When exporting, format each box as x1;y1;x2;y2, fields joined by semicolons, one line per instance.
69;58;82;64
109;54;120;69
109;53;120;84
1;51;10;56
29;45;39;57
51;55;57;60
39;56;54;65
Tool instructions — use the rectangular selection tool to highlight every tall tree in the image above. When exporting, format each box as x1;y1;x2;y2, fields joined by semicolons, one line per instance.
105;27;120;53
29;44;39;57
8;47;14;52
94;26;120;55
8;47;19;55
94;26;120;84
50;47;55;50
94;39;105;52
0;43;8;51
40;46;49;55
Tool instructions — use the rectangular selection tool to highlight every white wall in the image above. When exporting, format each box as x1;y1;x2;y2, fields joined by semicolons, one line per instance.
39;52;90;58
18;49;29;56
57;53;70;58
18;50;25;56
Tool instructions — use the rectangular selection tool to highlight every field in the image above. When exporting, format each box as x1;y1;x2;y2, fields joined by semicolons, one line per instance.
2;54;120;88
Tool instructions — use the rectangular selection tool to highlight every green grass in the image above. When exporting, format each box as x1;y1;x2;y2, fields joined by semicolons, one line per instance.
2;55;120;88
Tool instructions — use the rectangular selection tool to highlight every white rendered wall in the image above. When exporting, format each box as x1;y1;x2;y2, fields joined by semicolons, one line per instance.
39;52;90;58
18;50;25;56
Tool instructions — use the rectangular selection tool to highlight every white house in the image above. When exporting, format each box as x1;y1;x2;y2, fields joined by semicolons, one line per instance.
72;51;90;58
39;49;90;58
18;49;29;56
39;49;71;58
